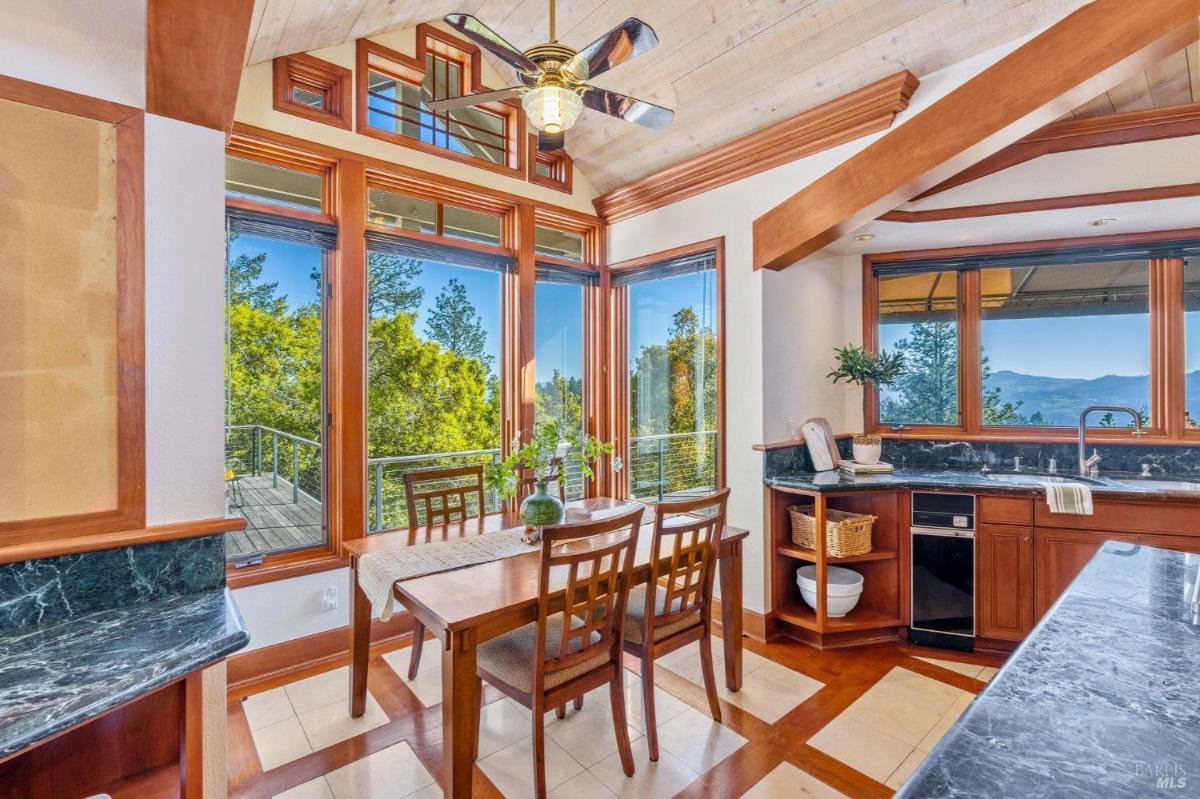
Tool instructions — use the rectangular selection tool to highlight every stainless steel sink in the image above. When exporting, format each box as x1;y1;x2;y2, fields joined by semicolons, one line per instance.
984;472;1103;486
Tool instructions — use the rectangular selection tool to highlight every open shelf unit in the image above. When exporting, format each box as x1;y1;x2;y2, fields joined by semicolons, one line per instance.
769;485;909;646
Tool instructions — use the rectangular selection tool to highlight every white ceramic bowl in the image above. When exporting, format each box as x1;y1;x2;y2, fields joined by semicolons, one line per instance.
796;565;864;618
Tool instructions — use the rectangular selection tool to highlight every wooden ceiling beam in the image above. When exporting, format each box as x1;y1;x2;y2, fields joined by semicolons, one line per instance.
911;101;1200;200
751;0;1200;272
147;0;256;132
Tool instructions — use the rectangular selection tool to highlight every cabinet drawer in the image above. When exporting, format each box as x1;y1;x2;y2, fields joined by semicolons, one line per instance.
1033;500;1200;535
979;495;1033;526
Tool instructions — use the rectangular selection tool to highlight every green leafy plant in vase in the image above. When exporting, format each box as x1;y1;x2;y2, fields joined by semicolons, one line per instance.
827;344;905;464
485;420;614;542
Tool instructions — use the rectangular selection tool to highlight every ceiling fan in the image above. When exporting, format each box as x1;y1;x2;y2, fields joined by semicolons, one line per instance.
427;1;673;152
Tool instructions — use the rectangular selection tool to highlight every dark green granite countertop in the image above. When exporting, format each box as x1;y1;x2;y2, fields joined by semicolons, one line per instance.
0;588;248;759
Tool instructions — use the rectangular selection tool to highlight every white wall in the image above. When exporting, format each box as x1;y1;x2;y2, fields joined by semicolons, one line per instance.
233;568;352;651
606;37;1026;613
145;115;229;525
0;0;145;107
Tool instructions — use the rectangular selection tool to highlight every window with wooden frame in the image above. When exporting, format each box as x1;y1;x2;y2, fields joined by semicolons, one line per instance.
356;26;524;176
0;78;144;552
609;239;726;502
864;231;1200;441
273;53;352;130
527;134;573;193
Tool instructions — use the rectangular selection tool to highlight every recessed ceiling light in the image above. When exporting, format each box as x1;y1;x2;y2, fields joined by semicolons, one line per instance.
854;233;876;241
1087;217;1117;227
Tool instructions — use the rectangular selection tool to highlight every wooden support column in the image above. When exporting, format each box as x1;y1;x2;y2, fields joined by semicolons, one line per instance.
516;204;538;442
752;0;1200;270
333;159;367;543
147;0;255;132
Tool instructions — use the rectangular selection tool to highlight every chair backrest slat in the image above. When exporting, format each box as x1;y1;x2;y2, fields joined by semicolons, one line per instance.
646;489;730;630
533;506;643;689
403;464;486;530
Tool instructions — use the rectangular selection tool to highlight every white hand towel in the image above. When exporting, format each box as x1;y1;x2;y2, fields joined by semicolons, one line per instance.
1041;481;1093;515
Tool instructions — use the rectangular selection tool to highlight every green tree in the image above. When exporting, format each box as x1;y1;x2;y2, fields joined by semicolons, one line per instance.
981;351;1029;425
881;321;958;425
536;371;583;434
425;278;492;372
227;237;280;311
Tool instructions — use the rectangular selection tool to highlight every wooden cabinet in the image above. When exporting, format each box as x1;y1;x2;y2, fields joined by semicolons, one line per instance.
1137;534;1200;554
1033;527;1138;618
976;523;1034;640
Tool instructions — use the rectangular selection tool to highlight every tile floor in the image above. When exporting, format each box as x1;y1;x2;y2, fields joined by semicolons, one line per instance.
231;639;1004;799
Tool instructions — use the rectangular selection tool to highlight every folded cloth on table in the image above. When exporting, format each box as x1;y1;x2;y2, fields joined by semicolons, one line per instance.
358;530;536;620
1041;481;1094;515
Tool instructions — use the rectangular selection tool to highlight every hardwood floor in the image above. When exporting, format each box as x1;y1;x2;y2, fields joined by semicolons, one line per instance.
227;633;1006;798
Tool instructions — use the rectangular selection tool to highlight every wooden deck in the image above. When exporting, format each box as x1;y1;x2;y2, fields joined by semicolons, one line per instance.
226;474;323;558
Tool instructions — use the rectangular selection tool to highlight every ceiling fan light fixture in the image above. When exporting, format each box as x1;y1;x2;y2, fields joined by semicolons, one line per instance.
523;85;583;134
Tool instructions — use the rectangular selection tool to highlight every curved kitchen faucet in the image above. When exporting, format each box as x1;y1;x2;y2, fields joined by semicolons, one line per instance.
1077;405;1145;476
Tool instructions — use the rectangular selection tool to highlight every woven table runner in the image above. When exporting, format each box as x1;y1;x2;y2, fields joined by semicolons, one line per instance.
358;530;538;621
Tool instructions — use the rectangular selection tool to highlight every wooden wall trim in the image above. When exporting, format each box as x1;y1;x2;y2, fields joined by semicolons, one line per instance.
146;0;255;132
751;0;1200;271
594;70;919;224
880;182;1200;223
0;517;246;565
226;613;414;697
915;102;1200;200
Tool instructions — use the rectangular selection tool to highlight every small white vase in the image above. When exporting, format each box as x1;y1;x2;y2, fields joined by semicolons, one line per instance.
853;442;882;465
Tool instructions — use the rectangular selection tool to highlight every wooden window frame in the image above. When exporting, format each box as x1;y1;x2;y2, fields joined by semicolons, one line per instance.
527;134;573;193
606;237;727;500
225;125;603;584
0;77;145;553
356;25;525;178
863;227;1200;444
273;53;352;130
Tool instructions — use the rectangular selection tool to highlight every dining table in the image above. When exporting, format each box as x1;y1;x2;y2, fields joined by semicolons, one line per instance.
343;496;750;797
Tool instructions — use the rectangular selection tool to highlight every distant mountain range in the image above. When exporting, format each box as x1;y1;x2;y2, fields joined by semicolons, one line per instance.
984;370;1197;424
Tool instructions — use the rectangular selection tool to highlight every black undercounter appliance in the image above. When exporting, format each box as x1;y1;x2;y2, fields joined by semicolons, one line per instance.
910;491;975;652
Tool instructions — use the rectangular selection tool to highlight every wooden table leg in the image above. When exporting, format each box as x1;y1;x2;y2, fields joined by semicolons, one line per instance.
441;628;478;798
718;541;744;691
348;567;371;718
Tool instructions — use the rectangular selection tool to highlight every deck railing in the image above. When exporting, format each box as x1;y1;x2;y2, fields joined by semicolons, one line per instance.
226;426;717;529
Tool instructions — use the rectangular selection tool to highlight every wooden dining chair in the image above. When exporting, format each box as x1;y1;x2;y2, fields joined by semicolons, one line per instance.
623;487;730;761
402;464;486;680
473;505;643;798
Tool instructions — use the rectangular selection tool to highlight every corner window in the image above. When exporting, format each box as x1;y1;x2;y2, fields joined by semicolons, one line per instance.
877;272;959;426
534;225;584;262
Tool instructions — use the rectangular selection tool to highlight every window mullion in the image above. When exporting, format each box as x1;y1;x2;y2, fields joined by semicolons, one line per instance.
959;269;983;434
1150;257;1185;437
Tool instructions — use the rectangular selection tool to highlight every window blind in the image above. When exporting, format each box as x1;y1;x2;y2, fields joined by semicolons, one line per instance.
871;239;1200;277
365;230;516;273
610;249;717;287
535;262;599;285
226;206;338;249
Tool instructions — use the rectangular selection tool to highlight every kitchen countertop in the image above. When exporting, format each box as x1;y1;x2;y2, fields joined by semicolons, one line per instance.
765;466;1200;501
0;588;248;759
895;542;1200;798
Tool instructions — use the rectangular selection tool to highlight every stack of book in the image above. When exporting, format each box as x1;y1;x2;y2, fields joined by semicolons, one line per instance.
839;460;894;476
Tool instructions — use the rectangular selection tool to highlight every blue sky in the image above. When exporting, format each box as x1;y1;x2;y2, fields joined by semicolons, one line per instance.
627;272;717;367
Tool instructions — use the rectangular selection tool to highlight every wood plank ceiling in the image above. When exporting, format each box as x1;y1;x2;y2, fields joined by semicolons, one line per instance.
245;0;1101;194
1062;41;1200;120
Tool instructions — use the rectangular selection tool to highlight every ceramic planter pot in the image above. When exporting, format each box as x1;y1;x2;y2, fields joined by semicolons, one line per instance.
520;480;564;532
852;434;882;465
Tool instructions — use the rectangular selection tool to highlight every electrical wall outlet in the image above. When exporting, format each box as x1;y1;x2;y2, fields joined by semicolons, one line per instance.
322;585;338;611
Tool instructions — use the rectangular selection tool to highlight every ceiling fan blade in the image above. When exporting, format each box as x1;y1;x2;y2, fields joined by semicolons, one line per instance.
564;18;658;81
537;130;565;152
426;87;524;114
581;87;673;130
444;14;539;74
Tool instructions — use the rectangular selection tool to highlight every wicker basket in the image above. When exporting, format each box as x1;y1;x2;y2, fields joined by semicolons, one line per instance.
788;504;875;557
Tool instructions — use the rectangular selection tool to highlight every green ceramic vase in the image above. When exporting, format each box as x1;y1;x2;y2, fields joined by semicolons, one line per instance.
520;480;564;529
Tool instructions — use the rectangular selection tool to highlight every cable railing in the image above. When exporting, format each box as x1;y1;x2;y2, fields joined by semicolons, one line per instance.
628;430;719;502
225;425;716;530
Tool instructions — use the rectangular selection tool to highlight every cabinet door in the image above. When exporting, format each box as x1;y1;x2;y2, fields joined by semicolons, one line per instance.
977;524;1034;640
1033;527;1137;618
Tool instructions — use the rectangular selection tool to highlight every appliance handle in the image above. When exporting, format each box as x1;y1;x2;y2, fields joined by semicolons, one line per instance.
911;526;976;539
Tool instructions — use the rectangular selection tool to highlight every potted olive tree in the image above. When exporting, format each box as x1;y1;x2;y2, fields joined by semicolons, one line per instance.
827;344;905;464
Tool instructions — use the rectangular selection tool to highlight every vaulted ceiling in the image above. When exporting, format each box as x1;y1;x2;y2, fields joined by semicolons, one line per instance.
245;0;1100;194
